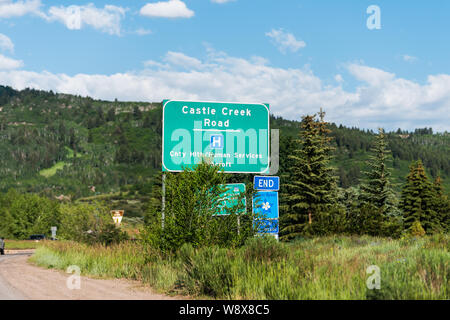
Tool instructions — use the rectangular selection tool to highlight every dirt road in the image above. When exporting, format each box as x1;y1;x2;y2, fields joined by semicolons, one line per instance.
0;253;179;300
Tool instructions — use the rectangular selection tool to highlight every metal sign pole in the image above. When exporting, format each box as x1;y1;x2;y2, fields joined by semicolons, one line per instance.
162;173;166;229
237;215;240;236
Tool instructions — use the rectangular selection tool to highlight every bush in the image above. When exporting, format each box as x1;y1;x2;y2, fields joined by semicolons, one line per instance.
242;236;288;263
409;221;426;237
144;161;253;252
179;244;234;298
59;202;128;245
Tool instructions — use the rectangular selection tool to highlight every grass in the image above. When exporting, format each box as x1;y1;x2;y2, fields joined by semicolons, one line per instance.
30;235;449;300
39;161;68;178
39;147;81;178
4;239;43;249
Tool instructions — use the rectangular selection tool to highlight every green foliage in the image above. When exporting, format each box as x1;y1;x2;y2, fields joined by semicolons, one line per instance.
0;86;161;200
400;161;441;233
409;221;426;237
242;236;288;263
59;202;128;245
1;86;449;243
144;161;253;252
179;243;234;298
432;177;450;233
281;112;337;240
32;235;450;300
0;190;60;239
360;128;397;215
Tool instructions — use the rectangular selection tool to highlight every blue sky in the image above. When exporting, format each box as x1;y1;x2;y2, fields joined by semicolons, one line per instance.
0;0;449;131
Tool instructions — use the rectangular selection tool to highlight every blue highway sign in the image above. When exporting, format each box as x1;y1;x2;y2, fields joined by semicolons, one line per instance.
254;219;279;234
253;176;280;191
252;191;279;219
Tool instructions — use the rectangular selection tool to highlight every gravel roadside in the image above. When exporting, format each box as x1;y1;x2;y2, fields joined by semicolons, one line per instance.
0;253;181;300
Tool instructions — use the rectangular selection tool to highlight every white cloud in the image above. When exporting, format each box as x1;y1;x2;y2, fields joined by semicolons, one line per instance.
140;0;194;19
211;0;235;3
0;50;448;131
347;64;395;87
334;74;344;83
164;51;203;69
0;2;127;35
0;53;23;69
0;0;42;18
0;33;14;53
143;59;167;69
45;4;126;36
344;63;450;131
402;54;418;63
266;28;306;54
135;28;152;36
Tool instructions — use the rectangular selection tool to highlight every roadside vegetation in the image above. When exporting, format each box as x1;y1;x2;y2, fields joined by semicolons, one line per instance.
28;159;449;300
32;235;449;299
3;239;43;250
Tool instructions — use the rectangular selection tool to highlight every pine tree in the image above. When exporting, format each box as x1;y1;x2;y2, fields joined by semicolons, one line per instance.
400;160;439;233
317;109;338;202
281;113;336;240
431;176;450;233
360;128;397;215
106;108;116;122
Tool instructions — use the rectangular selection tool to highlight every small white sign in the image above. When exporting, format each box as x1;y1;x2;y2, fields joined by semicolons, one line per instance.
111;210;124;225
51;226;57;239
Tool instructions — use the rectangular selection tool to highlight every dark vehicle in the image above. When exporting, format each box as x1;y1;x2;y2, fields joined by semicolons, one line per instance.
0;238;4;255
29;234;46;241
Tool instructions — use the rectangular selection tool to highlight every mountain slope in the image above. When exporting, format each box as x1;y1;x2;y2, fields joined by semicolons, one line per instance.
1;86;449;209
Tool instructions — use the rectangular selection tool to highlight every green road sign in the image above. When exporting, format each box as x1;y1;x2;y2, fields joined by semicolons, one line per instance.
162;100;270;173
216;183;246;216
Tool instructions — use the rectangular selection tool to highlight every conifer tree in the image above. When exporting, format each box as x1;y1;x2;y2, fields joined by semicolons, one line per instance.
317;109;338;202
400;160;439;233
360;128;397;215
432;176;450;233
281;112;336;240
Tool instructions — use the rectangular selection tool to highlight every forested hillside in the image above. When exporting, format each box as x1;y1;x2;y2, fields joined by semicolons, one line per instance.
0;85;449;218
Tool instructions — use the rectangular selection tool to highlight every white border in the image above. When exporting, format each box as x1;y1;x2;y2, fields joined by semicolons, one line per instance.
162;100;270;174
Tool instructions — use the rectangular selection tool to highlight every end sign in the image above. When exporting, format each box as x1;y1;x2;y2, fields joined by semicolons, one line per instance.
253;176;279;191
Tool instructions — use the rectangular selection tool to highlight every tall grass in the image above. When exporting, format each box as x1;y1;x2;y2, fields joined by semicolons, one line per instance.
30;235;449;299
4;239;43;249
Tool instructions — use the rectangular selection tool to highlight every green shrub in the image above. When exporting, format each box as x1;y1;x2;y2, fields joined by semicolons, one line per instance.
242;236;289;263
409;221;426;237
59;202;128;245
32;235;449;300
179;244;234;298
144;161;253;252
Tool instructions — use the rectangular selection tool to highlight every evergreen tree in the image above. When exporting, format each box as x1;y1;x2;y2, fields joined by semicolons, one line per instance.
143;115;153;129
133;106;142;120
400;160;439;233
432;176;450;233
317;109;338;202
281;113;336;240
360;128;397;215
95;108;105;127
106;108;116;122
